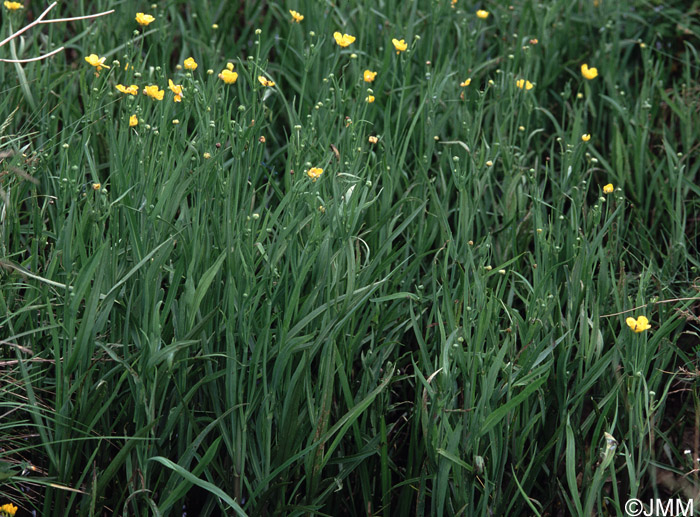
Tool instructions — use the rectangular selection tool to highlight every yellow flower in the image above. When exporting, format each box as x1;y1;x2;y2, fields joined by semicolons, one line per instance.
626;315;651;333
168;79;183;102
129;115;138;127
476;10;489;19
0;503;17;516
581;63;598;80
516;79;533;90
307;167;324;181
334;32;356;47
135;12;155;26
392;38;407;54
143;85;164;100
184;57;198;71
3;1;22;9
368;135;378;144
92;182;101;190
116;84;139;95
366;95;375;103
289;10;303;23
364;70;377;82
226;62;235;71
85;54;110;72
218;69;238;84
258;75;275;87
603;183;614;194
581;133;591;142
460;78;471;87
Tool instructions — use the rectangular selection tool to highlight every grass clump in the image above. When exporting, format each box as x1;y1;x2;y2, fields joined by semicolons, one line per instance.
1;0;700;515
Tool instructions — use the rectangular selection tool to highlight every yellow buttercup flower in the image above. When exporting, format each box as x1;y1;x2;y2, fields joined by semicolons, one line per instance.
368;135;378;144
218;69;238;84
135;12;155;26
3;1;23;9
129;115;138;127
116;84;139;95
460;78;471;87
334;32;356;47
516;79;533;90
581;63;598;80
143;85;164;100
603;183;614;194
626;315;651;333
364;70;377;82
582;134;591;142
184;57;198;71
168;79;183;102
366;95;375;103
258;75;275;87
307;167;324;181
289;10;303;23
392;38;407;54
85;54;110;72
0;503;18;516
476;10;489;19
92;182;101;190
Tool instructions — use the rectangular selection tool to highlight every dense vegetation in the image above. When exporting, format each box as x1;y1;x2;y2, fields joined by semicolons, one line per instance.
1;0;699;515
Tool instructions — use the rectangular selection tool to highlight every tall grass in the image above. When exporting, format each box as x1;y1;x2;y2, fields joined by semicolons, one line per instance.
1;0;699;515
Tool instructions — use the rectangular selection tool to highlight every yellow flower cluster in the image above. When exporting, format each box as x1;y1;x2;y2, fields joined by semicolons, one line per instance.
3;1;22;9
516;79;533;90
168;79;183;102
85;54;110;72
289;10;303;23
143;85;164;100
626;315;651;333
307;167;324;181
135;12;155;26
219;62;238;84
0;503;18;516
116;84;139;95
392;38;407;54
581;63;598;80
334;32;356;47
